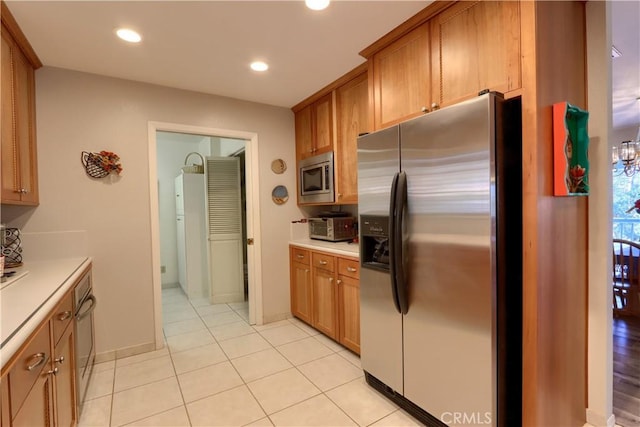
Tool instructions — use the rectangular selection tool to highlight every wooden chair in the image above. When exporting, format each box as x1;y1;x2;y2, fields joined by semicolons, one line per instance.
612;239;640;316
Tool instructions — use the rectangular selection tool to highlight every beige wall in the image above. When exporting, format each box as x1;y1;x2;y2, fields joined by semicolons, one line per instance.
4;67;302;356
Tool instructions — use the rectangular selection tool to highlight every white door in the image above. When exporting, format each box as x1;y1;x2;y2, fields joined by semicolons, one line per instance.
207;157;244;303
176;215;187;294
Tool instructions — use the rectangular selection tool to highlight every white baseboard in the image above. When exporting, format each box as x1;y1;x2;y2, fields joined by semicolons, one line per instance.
94;341;157;364
585;408;616;427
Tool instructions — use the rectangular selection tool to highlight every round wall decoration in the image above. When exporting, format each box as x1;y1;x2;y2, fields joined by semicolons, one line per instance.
271;159;287;174
272;185;289;205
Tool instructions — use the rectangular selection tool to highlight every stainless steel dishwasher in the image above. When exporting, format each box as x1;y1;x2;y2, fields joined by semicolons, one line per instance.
75;270;97;416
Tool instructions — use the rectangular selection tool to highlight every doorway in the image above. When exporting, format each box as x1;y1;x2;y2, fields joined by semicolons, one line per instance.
147;122;263;349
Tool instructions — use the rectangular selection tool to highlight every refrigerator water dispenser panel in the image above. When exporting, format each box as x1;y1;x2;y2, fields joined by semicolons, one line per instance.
360;215;390;272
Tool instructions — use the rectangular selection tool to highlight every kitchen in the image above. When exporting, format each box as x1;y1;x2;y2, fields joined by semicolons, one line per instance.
0;1;624;426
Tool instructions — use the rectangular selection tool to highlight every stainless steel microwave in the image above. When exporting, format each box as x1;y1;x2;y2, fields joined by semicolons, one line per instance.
299;152;334;204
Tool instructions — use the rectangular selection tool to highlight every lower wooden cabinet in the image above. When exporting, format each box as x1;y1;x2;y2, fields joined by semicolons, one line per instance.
53;325;76;427
290;245;360;354
1;277;82;427
9;320;55;427
289;247;312;325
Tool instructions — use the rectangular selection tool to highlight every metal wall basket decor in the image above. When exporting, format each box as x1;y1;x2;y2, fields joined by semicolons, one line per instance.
2;227;23;267
81;151;123;179
553;102;590;196
182;152;205;174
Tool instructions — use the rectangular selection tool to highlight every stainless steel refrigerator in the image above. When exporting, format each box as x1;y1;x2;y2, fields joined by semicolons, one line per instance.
357;92;522;427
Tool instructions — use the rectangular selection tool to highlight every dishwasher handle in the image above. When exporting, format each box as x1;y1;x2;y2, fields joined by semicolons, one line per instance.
76;294;97;321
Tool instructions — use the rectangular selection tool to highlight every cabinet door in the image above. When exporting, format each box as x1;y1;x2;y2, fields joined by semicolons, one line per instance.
290;261;312;325
431;1;521;107
337;274;360;354
312;93;334;157
0;24;38;205
1;376;9;427
1;30;20;203
11;370;54;427
313;267;337;340
371;22;431;130
335;72;369;205
295;104;314;161
53;326;76;427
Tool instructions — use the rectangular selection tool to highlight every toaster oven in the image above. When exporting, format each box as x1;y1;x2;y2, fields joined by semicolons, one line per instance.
309;217;356;242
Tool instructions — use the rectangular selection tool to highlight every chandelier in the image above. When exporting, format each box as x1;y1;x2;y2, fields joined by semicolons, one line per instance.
612;128;640;176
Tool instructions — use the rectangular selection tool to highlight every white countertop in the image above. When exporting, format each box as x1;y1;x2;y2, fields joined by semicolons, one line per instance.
289;238;360;258
1;257;92;369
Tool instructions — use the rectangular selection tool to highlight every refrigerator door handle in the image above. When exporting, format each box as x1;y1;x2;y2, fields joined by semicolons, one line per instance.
394;171;409;314
389;172;402;314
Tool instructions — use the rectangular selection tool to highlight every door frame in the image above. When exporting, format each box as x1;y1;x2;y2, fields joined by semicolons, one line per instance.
147;121;263;349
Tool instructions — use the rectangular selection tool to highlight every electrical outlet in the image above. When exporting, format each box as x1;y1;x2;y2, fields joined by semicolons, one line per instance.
161;265;166;273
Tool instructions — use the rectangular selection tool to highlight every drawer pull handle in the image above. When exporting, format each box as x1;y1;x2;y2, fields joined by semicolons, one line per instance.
346;267;357;273
329;278;333;283
26;353;46;371
57;310;72;321
297;254;304;259
54;356;65;365
319;260;328;265
337;279;342;285
47;367;59;376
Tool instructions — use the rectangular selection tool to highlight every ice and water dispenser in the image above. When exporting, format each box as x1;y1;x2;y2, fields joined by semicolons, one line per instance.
360;215;390;271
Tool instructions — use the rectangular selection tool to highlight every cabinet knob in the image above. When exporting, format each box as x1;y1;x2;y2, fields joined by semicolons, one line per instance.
26;352;47;371
47;367;59;376
319;260;327;265
431;103;440;110
346;267;357;273
329;277;333;283
57;310;72;321
297;254;304;259
421;106;429;113
337;279;342;285
14;188;28;194
337;193;342;198
54;356;65;365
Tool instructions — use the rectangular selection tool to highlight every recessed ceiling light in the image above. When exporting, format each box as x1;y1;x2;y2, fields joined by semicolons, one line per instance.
250;61;269;72
116;28;142;43
305;0;330;11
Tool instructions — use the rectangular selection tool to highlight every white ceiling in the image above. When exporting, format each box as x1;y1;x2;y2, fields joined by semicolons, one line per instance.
4;0;639;130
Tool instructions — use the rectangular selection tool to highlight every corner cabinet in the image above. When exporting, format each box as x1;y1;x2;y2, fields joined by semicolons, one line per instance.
289;245;360;354
1;3;42;206
293;65;369;206
294;93;334;161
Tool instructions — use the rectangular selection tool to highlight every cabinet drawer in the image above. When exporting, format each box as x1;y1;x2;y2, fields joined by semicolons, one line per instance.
51;292;74;346
291;247;310;265
9;320;51;419
312;252;335;272
338;258;360;280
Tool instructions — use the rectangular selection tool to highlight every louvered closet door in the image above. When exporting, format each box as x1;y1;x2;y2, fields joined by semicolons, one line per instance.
207;157;245;303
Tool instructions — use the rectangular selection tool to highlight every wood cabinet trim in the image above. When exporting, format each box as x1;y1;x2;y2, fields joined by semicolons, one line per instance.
359;1;455;59
291;62;368;112
0;3;42;69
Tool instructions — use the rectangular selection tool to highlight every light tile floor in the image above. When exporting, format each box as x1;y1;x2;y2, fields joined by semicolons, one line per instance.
79;287;423;426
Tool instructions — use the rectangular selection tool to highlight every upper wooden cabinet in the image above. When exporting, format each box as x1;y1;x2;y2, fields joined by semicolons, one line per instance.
295;92;334;161
293;64;368;206
335;71;369;205
369;22;431;130
430;1;522;107
363;0;522;130
1;3;42;206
